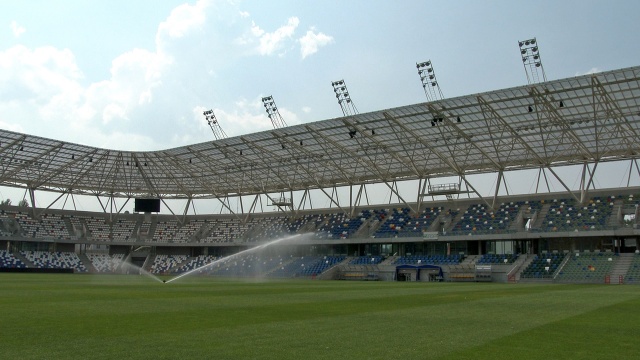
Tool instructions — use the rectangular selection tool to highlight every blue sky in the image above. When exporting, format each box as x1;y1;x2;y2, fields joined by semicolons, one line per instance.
1;0;639;152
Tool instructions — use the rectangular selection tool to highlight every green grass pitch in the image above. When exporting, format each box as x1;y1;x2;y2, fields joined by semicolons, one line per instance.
1;273;638;360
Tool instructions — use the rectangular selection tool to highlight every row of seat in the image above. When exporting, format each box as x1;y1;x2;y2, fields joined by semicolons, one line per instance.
150;254;188;274
0;249;26;268
394;254;463;265
520;253;565;279
87;253;125;272
21;251;87;272
0;194;634;243
477;253;519;264
541;197;613;232
555;253;616;281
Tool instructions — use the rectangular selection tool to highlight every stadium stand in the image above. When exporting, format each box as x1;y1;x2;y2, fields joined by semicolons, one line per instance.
267;256;312;278
1;65;639;284
151;220;179;243
0;249;26;269
520;252;566;279
374;207;443;238
539;197;613;232
207;254;286;277
76;216;112;242
13;212;74;240
297;256;345;277
21;251;87;272
175;219;208;242
399;206;444;237
192;253;346;279
315;211;375;239
201;218;257;243
1;190;639;283
394;254;463;265
87;253;125;273
173;254;219;274
112;218;137;242
450;202;531;235
150;254;188;274
373;208;411;238
476;253;519;264
350;255;385;265
555;251;617;283
245;215;315;242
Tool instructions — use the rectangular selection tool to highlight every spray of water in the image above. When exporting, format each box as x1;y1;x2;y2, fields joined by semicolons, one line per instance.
119;260;164;283
164;233;311;284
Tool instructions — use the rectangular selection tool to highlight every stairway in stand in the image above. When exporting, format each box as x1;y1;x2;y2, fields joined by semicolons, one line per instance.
610;253;633;284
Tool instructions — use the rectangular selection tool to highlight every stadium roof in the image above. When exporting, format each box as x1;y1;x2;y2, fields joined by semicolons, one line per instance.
1;66;639;200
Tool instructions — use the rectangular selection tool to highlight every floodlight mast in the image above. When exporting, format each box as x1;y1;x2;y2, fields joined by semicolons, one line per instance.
518;37;547;84
203;109;227;140
331;79;358;116
416;60;444;102
261;95;287;129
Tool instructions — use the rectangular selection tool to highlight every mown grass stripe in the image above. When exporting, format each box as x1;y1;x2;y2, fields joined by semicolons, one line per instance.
0;274;638;360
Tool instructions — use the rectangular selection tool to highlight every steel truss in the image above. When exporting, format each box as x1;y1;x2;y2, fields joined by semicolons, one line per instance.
0;66;639;220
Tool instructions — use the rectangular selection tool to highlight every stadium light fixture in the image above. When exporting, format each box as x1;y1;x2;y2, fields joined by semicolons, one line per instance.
518;37;547;84
416;59;444;102
203;109;227;140
261;95;287;129
331;79;358;117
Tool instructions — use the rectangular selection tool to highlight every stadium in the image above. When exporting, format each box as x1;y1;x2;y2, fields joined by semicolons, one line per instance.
2;60;640;284
2;30;640;358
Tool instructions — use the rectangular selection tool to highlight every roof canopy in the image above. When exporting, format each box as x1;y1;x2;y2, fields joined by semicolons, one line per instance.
1;66;639;199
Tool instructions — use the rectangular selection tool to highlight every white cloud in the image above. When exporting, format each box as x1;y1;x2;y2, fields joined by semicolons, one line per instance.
239;11;250;18
250;21;265;37
575;67;600;76
0;39;171;148
302;106;311;113
214;100;271;136
93;131;157;151
205;96;301;137
10;21;25;38
255;17;300;56
0;45;83;107
156;0;208;48
0;119;24;133
299;28;334;59
0;1;213;151
0;1;310;152
102;103;128;124
276;106;300;126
